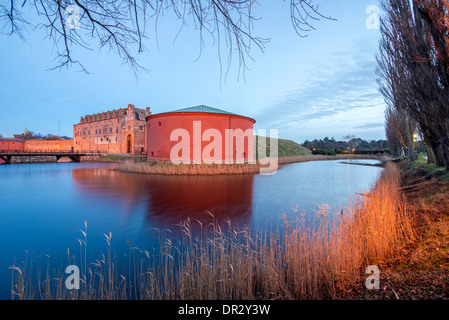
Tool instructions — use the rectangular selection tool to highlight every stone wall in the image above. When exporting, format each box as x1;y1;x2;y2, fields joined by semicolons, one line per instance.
10;156;58;163
79;155;102;162
3;155;100;164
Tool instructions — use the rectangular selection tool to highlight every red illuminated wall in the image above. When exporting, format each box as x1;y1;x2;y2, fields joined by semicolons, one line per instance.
73;104;150;155
24;140;74;152
146;112;255;163
0;139;25;152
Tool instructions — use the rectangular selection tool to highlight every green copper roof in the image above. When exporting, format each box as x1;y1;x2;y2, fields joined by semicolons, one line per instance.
166;105;237;115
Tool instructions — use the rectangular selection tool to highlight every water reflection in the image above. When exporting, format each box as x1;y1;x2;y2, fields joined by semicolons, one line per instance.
0;160;383;299
72;168;254;229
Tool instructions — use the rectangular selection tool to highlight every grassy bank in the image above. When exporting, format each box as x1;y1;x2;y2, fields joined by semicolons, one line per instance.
101;136;389;175
278;154;390;165
112;154;389;176
341;159;449;299
98;154;147;163
254;136;312;158
10;162;416;300
114;160;263;175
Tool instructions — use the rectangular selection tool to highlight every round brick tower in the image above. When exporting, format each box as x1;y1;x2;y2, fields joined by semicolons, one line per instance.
145;105;256;164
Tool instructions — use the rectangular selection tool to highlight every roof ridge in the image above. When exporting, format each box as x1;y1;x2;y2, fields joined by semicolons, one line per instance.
167;105;237;115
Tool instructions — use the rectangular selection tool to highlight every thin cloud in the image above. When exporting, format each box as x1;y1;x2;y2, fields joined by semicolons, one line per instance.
42;97;74;105
253;42;385;141
353;123;384;130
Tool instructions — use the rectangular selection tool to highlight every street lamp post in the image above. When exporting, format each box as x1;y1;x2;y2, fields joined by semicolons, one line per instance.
413;134;418;153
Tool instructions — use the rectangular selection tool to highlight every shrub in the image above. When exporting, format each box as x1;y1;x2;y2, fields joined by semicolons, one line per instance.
312;149;336;156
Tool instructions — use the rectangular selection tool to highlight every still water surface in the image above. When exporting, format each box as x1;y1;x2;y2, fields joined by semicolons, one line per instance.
0;160;382;299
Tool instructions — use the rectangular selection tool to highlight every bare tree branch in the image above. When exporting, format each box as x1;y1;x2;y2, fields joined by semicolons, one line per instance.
1;0;332;76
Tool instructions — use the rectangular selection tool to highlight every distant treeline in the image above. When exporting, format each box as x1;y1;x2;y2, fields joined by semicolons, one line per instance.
8;130;72;140
302;136;389;154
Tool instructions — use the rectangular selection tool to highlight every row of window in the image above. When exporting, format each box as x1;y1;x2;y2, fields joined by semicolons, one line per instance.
75;128;116;136
82;112;125;123
75;125;145;137
74;136;118;144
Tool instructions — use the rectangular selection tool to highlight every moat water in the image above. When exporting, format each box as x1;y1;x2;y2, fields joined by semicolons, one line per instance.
0;160;382;299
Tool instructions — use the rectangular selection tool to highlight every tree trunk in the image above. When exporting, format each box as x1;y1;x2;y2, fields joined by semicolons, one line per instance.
441;137;449;171
431;142;447;167
425;143;436;164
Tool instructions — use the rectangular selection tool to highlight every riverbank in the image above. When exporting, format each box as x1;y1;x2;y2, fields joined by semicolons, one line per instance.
110;154;391;175
113;159;262;175
340;159;449;299
10;161;414;300
277;154;390;165
0;154;102;164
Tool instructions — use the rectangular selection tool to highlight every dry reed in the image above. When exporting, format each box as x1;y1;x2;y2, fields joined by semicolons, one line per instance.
10;162;414;300
113;154;389;176
114;160;262;175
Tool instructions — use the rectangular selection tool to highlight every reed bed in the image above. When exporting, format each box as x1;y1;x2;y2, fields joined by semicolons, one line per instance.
10;162;414;300
113;154;389;176
113;160;262;175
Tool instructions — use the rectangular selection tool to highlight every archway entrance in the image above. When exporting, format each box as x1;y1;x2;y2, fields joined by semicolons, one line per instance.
126;135;132;154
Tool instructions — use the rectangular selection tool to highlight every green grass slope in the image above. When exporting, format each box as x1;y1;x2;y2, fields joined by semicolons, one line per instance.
254;136;312;159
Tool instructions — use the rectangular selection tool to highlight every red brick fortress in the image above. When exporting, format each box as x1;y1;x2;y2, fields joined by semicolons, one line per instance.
74;104;150;155
145;105;255;163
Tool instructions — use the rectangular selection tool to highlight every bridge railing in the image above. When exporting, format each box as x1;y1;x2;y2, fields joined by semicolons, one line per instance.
0;150;107;155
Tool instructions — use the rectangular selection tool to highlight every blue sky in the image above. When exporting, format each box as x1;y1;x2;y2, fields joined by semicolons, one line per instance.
0;0;384;143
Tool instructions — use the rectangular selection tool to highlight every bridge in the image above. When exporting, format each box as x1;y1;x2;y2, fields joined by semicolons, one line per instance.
0;150;107;164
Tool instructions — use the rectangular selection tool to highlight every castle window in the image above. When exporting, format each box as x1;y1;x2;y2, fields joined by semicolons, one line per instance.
110;128;112;133
116;129;118;133
95;129;97;134
128;125;131;130
158;122;161;126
